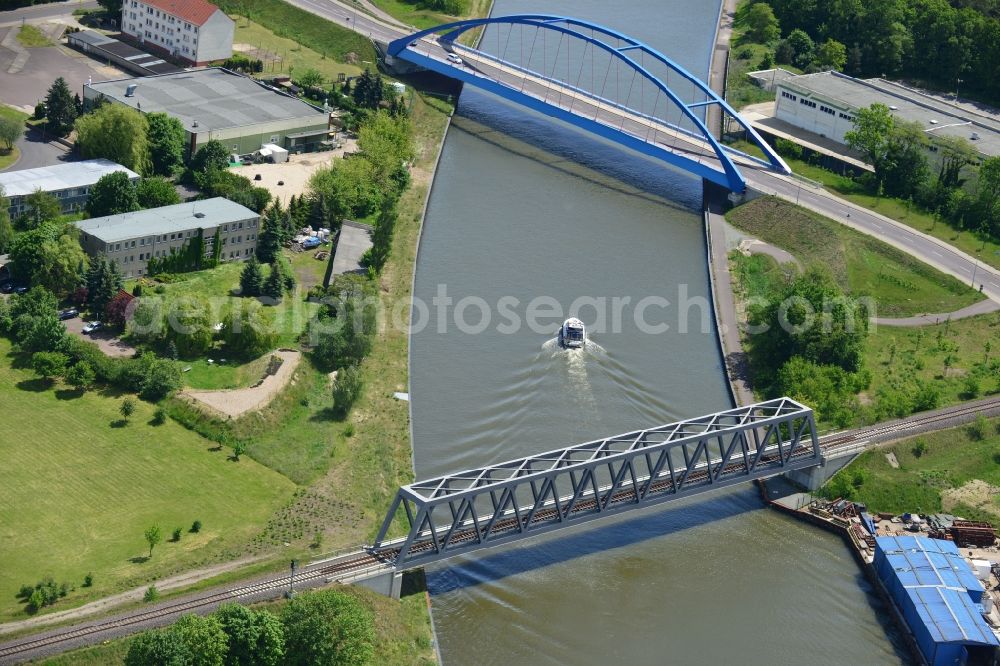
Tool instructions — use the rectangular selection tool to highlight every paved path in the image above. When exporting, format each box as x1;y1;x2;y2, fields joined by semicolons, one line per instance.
0;0;98;27
706;0;737;138
871;298;1000;328
183;350;300;418
706;199;755;407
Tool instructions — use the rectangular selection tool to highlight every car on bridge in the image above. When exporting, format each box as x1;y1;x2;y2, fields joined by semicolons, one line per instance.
446;53;463;65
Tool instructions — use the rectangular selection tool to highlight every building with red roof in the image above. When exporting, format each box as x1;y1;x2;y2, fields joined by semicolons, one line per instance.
120;0;234;66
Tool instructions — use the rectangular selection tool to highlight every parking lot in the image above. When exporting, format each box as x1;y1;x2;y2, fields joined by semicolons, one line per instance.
63;315;136;357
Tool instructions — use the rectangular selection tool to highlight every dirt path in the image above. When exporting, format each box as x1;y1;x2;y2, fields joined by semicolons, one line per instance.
183;350;301;418
0;555;266;636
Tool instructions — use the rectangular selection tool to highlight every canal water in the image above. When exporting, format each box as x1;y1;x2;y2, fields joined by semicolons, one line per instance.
409;0;908;663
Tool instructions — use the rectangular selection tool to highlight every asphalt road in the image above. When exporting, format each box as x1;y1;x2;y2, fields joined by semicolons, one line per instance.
0;0;98;27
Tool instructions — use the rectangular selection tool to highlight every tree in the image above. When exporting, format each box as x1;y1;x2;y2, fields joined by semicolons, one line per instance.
744;3;781;43
169;614;229;666
20;189;61;229
0;186;12;255
66;362;95;391
136;176;181;209
32;351;69;381
191;140;230;175
255;215;283;264
785;28;815;68
880;121;930;199
145;112;186;176
0;116;20;151
220;301;277;359
845;103;894;174
141;360;181;401
120;397;136;422
239;255;264;296
44;77;77;137
75;104;151;174
934;135;977;190
814;38;847;70
144;525;161;558
87;171;140;217
309;278;376;370
295;67;324;88
9;286;66;353
281;590;375;666
331;364;363;416
232;440;246;461
126;629;188;666
29;227;89;297
86;256;124;316
215;603;285;666
262;263;284;302
164;297;214;358
96;0;123;13
351;69;384;109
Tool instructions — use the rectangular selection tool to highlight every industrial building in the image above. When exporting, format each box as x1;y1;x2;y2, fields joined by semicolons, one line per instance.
0;159;139;218
83;68;333;156
873;536;999;666
120;0;234;66
68;30;181;76
770;71;1000;162
75;198;259;278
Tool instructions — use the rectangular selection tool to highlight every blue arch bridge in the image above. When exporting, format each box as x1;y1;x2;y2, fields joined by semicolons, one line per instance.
382;14;790;192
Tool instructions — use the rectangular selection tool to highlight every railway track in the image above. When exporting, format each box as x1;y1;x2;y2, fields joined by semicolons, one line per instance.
0;551;395;662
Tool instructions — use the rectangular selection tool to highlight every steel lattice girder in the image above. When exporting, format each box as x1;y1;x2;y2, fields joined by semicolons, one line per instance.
372;398;819;568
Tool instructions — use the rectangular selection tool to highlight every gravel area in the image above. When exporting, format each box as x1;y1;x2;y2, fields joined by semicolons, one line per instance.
230;139;358;206
183;350;301;418
63;316;136;357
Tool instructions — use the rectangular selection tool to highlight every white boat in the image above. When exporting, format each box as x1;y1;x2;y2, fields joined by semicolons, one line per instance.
559;317;585;349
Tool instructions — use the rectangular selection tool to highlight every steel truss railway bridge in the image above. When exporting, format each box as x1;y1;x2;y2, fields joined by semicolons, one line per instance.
384;14;789;192
371;398;820;569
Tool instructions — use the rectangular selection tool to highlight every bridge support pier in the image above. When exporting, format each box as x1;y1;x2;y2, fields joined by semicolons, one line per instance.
783;454;858;491
355;569;404;599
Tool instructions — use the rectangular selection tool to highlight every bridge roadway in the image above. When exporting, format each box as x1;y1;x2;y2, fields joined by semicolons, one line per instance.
1;397;998;662
278;0;1000;304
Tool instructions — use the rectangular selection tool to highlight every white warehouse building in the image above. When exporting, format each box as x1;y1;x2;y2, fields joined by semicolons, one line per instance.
120;0;234;66
773;71;1000;162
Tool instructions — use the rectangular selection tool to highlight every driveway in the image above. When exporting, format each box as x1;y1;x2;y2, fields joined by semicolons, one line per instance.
0;26;128;111
0;0;99;27
4;124;76;172
63;316;136;357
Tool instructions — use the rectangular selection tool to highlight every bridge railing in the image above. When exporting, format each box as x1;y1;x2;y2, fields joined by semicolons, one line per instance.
372;398;819;568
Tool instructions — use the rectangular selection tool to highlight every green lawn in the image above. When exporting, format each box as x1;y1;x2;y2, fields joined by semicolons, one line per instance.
777;156;1000;274
864;311;1000;413
230;17;366;82
0;339;296;621
181;353;273;390
17;24;52;47
822;418;1000;523
726;196;983;317
214;0;376;65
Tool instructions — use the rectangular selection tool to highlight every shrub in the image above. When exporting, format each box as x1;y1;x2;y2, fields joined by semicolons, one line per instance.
152;407;167;425
172;527;182;542
969;414;992;441
912;440;928;458
144;585;159;602
190;519;202;533
83;573;93;588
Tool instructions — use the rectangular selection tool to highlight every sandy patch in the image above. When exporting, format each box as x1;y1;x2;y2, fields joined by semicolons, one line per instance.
183;350;301;419
230;139;358;206
942;479;1000;518
885;452;899;469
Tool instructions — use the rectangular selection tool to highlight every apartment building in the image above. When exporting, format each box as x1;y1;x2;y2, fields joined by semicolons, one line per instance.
0;159;139;218
120;0;234;66
76;198;259;278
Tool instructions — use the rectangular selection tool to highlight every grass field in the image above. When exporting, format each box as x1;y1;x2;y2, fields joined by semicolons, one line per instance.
0;105;26;171
230;18;366;83
370;0;493;30
726;196;983;317
0;339;296;621
17;24;52;47
214;0;376;65
864;311;1000;411
823;418;1000;523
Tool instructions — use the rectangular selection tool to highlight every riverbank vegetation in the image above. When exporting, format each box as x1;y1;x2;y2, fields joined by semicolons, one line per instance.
728;197;994;427
820;418;1000;526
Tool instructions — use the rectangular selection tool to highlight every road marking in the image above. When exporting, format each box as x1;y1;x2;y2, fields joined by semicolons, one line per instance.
931;250;943;257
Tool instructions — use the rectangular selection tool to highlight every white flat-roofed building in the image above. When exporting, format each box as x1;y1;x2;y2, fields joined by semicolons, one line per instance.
774;71;1000;162
120;0;234;66
0;159;140;218
76;198;259;278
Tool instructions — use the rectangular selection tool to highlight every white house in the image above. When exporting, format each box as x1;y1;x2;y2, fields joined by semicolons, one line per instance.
120;0;234;66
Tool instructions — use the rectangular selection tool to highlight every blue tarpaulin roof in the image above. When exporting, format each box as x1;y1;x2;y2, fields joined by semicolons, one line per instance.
908;586;999;647
876;535;984;597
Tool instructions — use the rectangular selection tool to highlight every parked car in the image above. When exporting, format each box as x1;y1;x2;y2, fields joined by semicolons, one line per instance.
0;282;11;294
13;285;27;294
59;308;79;320
301;236;322;249
82;321;102;334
